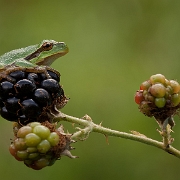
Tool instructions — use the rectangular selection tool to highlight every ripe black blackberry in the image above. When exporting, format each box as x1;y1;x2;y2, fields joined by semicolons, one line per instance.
0;69;68;125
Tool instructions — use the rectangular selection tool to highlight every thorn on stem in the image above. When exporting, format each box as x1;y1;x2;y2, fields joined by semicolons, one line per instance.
99;122;103;126
130;130;147;138
104;135;109;145
82;114;92;121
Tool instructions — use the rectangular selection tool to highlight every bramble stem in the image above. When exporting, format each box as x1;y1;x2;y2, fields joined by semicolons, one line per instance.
54;112;180;159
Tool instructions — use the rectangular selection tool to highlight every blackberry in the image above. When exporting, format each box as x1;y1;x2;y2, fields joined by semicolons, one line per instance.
10;122;77;170
135;74;180;127
0;68;68;125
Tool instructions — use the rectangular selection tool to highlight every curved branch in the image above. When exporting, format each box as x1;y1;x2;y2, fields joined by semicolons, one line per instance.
54;112;180;159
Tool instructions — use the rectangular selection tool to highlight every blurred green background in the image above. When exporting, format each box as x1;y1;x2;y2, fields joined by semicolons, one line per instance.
0;0;180;179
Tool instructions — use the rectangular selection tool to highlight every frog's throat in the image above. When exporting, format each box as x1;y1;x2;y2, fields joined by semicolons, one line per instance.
35;52;68;66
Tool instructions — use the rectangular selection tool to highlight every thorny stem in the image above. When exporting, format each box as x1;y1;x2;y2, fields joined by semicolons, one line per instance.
54;112;180;159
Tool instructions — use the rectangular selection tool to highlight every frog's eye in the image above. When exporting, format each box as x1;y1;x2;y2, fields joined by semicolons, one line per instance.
42;42;53;51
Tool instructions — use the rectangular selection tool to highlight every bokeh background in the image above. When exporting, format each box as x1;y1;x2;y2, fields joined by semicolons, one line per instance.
0;0;180;179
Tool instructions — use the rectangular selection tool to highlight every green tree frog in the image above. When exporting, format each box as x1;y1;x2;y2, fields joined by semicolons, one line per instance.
0;40;68;81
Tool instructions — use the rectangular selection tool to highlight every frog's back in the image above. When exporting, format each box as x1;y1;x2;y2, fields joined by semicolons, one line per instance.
0;44;37;66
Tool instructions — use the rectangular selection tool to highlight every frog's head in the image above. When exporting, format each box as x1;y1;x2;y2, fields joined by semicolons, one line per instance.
26;40;69;66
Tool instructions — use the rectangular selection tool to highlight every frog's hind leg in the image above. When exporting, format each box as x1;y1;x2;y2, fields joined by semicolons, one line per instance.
25;66;60;79
14;60;59;79
0;60;33;82
0;72;16;82
0;64;60;83
0;65;26;82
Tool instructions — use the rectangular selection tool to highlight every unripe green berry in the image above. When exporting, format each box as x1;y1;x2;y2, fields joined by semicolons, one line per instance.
170;80;180;93
29;122;41;129
143;90;148;96
166;86;173;95
150;74;165;84
34;158;50;170
27;147;37;153
47;132;59;146
14;138;27;151
25;133;41;147
164;79;170;86
147;95;155;102
171;93;180;107
17;150;28;159
37;140;51;153
24;159;33;166
33;125;50;139
150;84;166;98
17;126;32;138
154;97;166;108
28;153;39;159
140;81;151;90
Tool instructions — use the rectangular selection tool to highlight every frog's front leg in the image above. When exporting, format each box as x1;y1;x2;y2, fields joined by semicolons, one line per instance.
23;66;60;79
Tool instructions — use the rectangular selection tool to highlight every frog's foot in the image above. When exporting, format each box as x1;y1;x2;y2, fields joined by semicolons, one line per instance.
0;65;26;82
24;66;60;79
0;65;60;82
14;60;60;78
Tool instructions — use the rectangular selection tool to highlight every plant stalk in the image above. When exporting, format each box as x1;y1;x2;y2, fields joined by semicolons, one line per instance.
54;112;180;159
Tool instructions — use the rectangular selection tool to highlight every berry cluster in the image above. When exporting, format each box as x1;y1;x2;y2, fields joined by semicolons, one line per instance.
10;122;76;170
0;69;68;125
135;74;180;125
0;67;77;170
